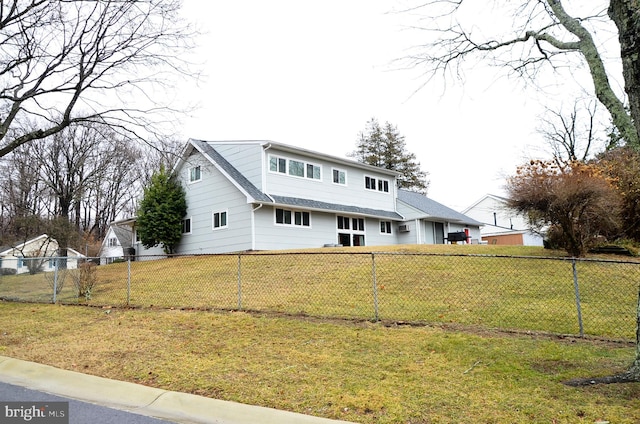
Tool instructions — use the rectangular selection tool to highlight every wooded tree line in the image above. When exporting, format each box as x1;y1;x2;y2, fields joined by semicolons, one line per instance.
0;0;194;253
0;123;181;253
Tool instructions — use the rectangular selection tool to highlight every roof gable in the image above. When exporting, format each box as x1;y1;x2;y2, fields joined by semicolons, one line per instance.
189;139;272;203
462;194;510;214
0;234;57;256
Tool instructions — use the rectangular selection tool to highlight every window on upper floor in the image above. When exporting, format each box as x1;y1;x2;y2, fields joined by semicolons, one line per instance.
108;237;118;247
332;168;346;185
306;163;321;180
275;208;310;227
212;211;227;230
269;155;321;180
189;165;201;183
365;175;389;192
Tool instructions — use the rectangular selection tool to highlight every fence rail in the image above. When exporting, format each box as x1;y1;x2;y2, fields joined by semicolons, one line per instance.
1;252;638;341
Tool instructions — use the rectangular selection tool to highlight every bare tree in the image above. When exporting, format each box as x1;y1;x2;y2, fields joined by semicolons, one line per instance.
0;0;196;158
403;0;640;384
403;0;638;147
538;100;600;166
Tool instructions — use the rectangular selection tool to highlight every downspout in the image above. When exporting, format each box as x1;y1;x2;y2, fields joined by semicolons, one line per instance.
251;204;263;250
415;218;421;244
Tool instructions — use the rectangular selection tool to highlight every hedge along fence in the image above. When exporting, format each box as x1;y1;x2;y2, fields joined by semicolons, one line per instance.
0;252;638;341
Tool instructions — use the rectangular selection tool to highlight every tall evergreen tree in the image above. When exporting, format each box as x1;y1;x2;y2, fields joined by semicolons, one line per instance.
136;166;187;255
351;118;429;194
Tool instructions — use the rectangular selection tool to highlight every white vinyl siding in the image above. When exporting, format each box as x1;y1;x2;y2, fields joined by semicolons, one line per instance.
266;148;395;213
176;153;253;253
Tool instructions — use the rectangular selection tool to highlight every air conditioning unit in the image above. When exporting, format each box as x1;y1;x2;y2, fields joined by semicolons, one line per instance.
398;224;410;233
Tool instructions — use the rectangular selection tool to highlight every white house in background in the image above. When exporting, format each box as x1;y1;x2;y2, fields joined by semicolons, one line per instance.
461;194;544;246
98;218;164;263
0;234;85;274
102;139;482;258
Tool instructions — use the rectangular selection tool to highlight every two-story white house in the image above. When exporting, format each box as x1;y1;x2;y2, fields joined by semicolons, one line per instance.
177;139;484;252
103;139;482;257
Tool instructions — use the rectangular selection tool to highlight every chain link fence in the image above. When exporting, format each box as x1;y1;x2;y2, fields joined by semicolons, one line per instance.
0;252;638;341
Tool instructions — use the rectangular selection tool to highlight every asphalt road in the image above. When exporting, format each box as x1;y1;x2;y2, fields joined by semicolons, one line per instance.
0;381;175;424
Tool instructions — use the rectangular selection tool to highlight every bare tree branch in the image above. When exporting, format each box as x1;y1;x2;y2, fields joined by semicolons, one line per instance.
0;0;198;158
403;0;638;147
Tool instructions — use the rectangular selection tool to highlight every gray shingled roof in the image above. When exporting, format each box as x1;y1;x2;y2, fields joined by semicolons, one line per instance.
111;226;133;249
191;139;272;202
270;195;403;220
397;189;482;225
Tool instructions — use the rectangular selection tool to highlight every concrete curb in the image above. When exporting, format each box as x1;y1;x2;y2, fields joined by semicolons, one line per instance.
0;356;355;424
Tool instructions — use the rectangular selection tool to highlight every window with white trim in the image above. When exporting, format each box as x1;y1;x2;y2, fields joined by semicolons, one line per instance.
275;208;310;227
182;218;192;234
365;175;389;192
270;156;287;173
108;237;118;247
332;168;346;185
380;221;392;234
306;163;321;180
212;211;227;229
189;165;201;182
337;215;365;247
269;155;322;180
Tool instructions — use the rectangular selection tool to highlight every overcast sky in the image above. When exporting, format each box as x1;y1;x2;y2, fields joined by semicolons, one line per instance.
176;1;614;211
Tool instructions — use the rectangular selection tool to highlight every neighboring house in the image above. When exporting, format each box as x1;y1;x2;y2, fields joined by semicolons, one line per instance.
0;234;85;274
99;221;134;264
102;139;482;258
98;218;165;263
461;194;544;246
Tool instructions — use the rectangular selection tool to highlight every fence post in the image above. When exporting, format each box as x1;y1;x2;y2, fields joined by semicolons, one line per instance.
572;259;584;337
372;253;379;321
53;258;58;304
127;258;131;306
237;254;242;310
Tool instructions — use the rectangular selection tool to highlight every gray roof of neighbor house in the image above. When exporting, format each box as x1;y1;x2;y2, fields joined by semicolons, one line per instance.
397;189;482;226
111;226;133;249
191;139;403;220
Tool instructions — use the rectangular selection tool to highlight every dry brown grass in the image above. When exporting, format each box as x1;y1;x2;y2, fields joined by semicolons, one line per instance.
0;301;638;423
